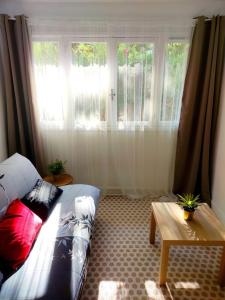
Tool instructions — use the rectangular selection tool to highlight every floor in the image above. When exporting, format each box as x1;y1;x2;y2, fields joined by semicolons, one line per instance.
81;195;225;300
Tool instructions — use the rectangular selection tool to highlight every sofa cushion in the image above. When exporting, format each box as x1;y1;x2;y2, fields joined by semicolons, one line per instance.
0;199;42;271
0;153;41;207
22;179;63;221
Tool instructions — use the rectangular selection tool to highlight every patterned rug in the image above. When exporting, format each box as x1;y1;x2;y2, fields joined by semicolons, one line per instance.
81;195;225;300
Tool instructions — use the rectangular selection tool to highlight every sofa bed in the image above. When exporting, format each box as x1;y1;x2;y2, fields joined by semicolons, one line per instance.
0;153;101;300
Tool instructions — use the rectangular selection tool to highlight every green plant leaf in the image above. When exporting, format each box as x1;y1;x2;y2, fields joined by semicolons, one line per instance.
48;159;66;175
176;193;200;210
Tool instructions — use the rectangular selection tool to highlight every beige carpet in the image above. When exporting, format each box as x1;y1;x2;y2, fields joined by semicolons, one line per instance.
81;195;225;300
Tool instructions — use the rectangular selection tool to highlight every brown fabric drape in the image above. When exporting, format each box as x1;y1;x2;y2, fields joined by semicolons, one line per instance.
173;16;225;205
0;15;44;173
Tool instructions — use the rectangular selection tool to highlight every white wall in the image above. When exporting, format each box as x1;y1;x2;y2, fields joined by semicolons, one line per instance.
212;61;225;224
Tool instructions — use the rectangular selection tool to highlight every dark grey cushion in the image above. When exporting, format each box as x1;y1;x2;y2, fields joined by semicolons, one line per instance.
22;179;63;221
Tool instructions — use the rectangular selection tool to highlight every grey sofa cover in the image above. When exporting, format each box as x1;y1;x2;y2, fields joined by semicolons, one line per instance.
0;154;100;300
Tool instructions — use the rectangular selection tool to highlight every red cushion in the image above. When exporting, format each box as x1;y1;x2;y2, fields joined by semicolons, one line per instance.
0;199;42;270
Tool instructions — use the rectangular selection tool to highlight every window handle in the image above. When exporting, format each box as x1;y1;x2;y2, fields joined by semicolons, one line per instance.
110;88;116;101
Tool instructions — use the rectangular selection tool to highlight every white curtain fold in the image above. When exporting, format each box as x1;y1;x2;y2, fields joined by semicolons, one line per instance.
32;25;189;197
40;127;177;197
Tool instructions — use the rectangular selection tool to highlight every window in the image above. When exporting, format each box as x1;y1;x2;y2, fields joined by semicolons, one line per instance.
32;37;189;129
117;43;154;122
71;43;108;125
161;41;189;122
33;41;64;124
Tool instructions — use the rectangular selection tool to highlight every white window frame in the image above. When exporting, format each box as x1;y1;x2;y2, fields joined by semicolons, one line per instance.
32;32;190;129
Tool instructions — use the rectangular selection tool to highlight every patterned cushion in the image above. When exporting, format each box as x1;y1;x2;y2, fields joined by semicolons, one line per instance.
22;179;63;221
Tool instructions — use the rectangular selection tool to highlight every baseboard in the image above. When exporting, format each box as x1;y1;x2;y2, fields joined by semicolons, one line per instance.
101;187;168;197
212;201;225;225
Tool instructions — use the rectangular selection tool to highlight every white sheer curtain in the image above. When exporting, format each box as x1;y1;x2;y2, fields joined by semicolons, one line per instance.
32;26;189;197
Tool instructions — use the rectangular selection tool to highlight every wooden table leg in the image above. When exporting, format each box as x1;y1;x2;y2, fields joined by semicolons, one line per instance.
150;210;156;244
219;245;225;286
159;241;169;286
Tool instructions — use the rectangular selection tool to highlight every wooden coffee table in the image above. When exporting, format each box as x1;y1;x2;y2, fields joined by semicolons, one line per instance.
150;202;225;286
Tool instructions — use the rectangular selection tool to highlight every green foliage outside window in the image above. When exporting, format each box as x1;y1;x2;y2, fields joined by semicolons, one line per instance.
72;43;107;66
32;41;186;70
161;42;189;121
167;42;188;69
117;43;153;66
33;42;59;65
32;40;189;123
33;42;155;66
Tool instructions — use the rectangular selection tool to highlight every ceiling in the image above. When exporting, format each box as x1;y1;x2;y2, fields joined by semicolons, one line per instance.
1;0;223;2
0;0;224;22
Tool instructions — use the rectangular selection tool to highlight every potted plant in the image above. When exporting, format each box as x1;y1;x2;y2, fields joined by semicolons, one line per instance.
177;193;201;221
48;159;66;179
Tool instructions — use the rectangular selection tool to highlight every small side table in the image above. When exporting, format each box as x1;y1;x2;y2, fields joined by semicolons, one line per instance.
43;174;73;187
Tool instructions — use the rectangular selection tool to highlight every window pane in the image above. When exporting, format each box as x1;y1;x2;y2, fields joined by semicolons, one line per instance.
161;41;189;122
117;43;154;122
33;41;64;124
71;43;108;126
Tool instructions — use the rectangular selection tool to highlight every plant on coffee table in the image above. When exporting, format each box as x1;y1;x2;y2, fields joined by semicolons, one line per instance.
177;193;200;221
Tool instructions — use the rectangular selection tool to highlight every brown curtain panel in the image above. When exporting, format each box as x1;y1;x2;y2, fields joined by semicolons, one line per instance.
0;15;44;173
173;16;225;205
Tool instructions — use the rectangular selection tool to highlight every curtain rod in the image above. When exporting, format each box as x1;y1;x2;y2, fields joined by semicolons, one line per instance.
193;16;213;21
8;15;28;20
